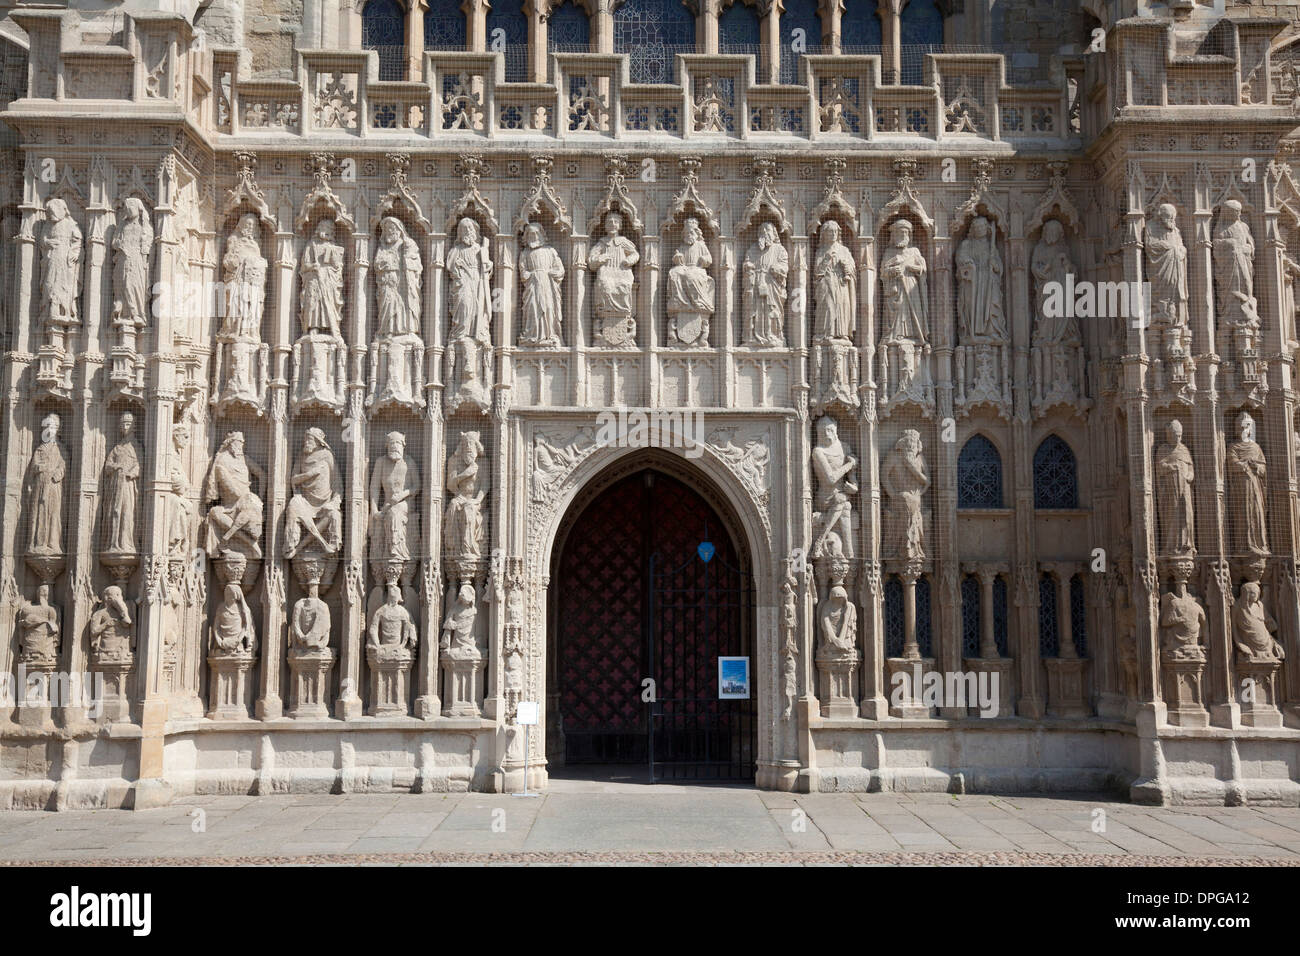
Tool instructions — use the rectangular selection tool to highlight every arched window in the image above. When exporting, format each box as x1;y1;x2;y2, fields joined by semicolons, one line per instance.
615;0;696;84
423;4;466;51
993;575;1009;656
1038;572;1058;657
916;575;933;657
1033;435;1079;509
957;434;1002;509
779;0;822;84
1070;574;1087;657
719;1;761;59
961;574;981;658
899;0;943;84
487;0;528;82
884;576;904;657
362;0;406;82
549;1;591;55
842;0;882;52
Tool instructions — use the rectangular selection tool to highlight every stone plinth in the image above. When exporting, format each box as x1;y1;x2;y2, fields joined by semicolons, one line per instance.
288;647;335;720
1238;659;1284;729
207;652;256;720
962;657;1015;718
886;658;936;718
1044;657;1089;719
442;651;484;718
1162;651;1208;728
816;653;859;718
93;656;134;722
367;644;414;717
16;660;58;730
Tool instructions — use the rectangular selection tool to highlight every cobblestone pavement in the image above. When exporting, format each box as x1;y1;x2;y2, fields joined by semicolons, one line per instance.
2;779;1300;865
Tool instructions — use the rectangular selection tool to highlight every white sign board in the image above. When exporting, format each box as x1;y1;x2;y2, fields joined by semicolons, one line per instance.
516;701;539;725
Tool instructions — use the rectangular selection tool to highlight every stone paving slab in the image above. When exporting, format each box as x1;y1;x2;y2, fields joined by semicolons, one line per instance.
0;787;1298;865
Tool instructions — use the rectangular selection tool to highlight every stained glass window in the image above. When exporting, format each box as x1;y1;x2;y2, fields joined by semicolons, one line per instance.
1033;435;1079;509
779;0;822;84
961;574;980;658
957;434;1002;509
719;2;761;61
1070;574;1087;657
993;575;1009;657
1038;573;1058;658
900;0;943;85
615;0;696;85
885;576;904;657
423;4;466;51
486;0;528;81
917;575;933;658
549;1;591;54
841;0;882;53
362;0;406;82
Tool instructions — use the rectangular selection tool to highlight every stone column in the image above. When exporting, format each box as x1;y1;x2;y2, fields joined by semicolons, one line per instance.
857;232;887;719
643;234;660;404
571;236;588;405
416;232;446;719
720;237;737;407
819;0;841;53
407;0;426;80
526;0;548;83
760;0;781;84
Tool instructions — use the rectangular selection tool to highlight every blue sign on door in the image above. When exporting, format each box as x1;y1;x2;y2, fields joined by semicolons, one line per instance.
697;541;716;563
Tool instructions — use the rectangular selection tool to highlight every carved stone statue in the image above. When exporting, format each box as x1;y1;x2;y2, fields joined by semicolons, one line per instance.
26;413;67;557
90;585;134;663
16;583;59;665
203;431;266;559
39;198;83;333
956;216;1006;343
1156;419;1195;557
666;216;715;348
446;217;494;409
518;221;564;347
1213;199;1256;329
285;427;342;559
1145;203;1188;333
1227;412;1269;557
1031;220;1078;346
368;431;419;562
165;423;194;559
111;197;153;330
814;220;856;341
589;211;639;348
444;431;487;562
211;576;257;655
811;416;858;559
742;221;788;347
440;582;479;656
883;429;930;564
1159;579;1206;660
369;583;418;650
219;213;267;340
291;581;331;651
100;411;142;555
817;584;858;658
299;218;345;338
375;216;422;337
1233;581;1283;662
881;218;928;345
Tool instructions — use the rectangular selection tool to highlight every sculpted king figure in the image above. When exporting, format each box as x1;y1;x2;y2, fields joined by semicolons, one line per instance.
881;219;928;345
300;218;345;338
203;431;266;559
26;413;67;556
220;213;267;340
16;583;60;664
444;431;488;561
817;585;858;658
743;222;789;347
39;198;83;335
1145;203;1189;333
811;416;858;559
285;427;342;559
666;216;715;348
446;217;494;408
1159;578;1206;660
90;585;134;662
369;431;419;562
882;429;930;563
1213;199;1257;329
955;216;1006;343
370;584;418;650
111;197;153;330
100;411;142;556
814;220;856;341
518;222;565;347
1155;420;1195;557
375;216;422;337
1227;412;1269;557
1233;582;1283;662
589;211;639;348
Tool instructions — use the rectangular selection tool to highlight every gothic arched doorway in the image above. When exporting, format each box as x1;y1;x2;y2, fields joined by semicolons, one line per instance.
548;462;756;782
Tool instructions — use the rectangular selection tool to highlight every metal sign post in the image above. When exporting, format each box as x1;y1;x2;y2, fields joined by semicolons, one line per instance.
515;701;539;797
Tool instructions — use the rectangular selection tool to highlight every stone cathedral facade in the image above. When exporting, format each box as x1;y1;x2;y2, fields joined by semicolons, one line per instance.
3;0;1300;810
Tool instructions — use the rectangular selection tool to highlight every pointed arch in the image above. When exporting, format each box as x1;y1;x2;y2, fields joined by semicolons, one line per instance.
957;433;1003;509
1032;434;1078;509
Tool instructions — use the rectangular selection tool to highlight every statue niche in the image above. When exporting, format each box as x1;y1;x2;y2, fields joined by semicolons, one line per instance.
292;218;348;414
518;221;565;348
35;198;83;393
212;212;270;415
1145;202;1196;402
109;197;153;397
1030;219;1087;415
954;215;1011;416
368;215;425;414
666;216;715;349
879;218;934;412
589;211;639;348
811;219;858;411
445;217;495;412
742;221;788;347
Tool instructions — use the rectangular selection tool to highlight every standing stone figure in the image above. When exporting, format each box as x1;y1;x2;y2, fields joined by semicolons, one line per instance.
1031;220;1079;346
742;222;789;347
1156;419;1195;557
1145;203;1189;332
39;198;83;333
1233;582;1283;662
284;427;342;559
111;197;153;330
589;211;639;348
368;431;419;562
1213;199;1257;329
955;216;1006;343
817;584;858;658
814;220;856;341
811;416;858;559
374;216;422;337
882;429;930;563
1227;412;1269;557
26;413;67;556
90;585;134;662
300;218;345;338
440;582;479;655
518;222;565;347
165;423;194;559
16;583;60;664
666;217;715;348
100;411;142;555
881;219;928;344
446;217;494;408
203;431;266;559
219;213;267;340
444;431;487;561
1159;579;1206;660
